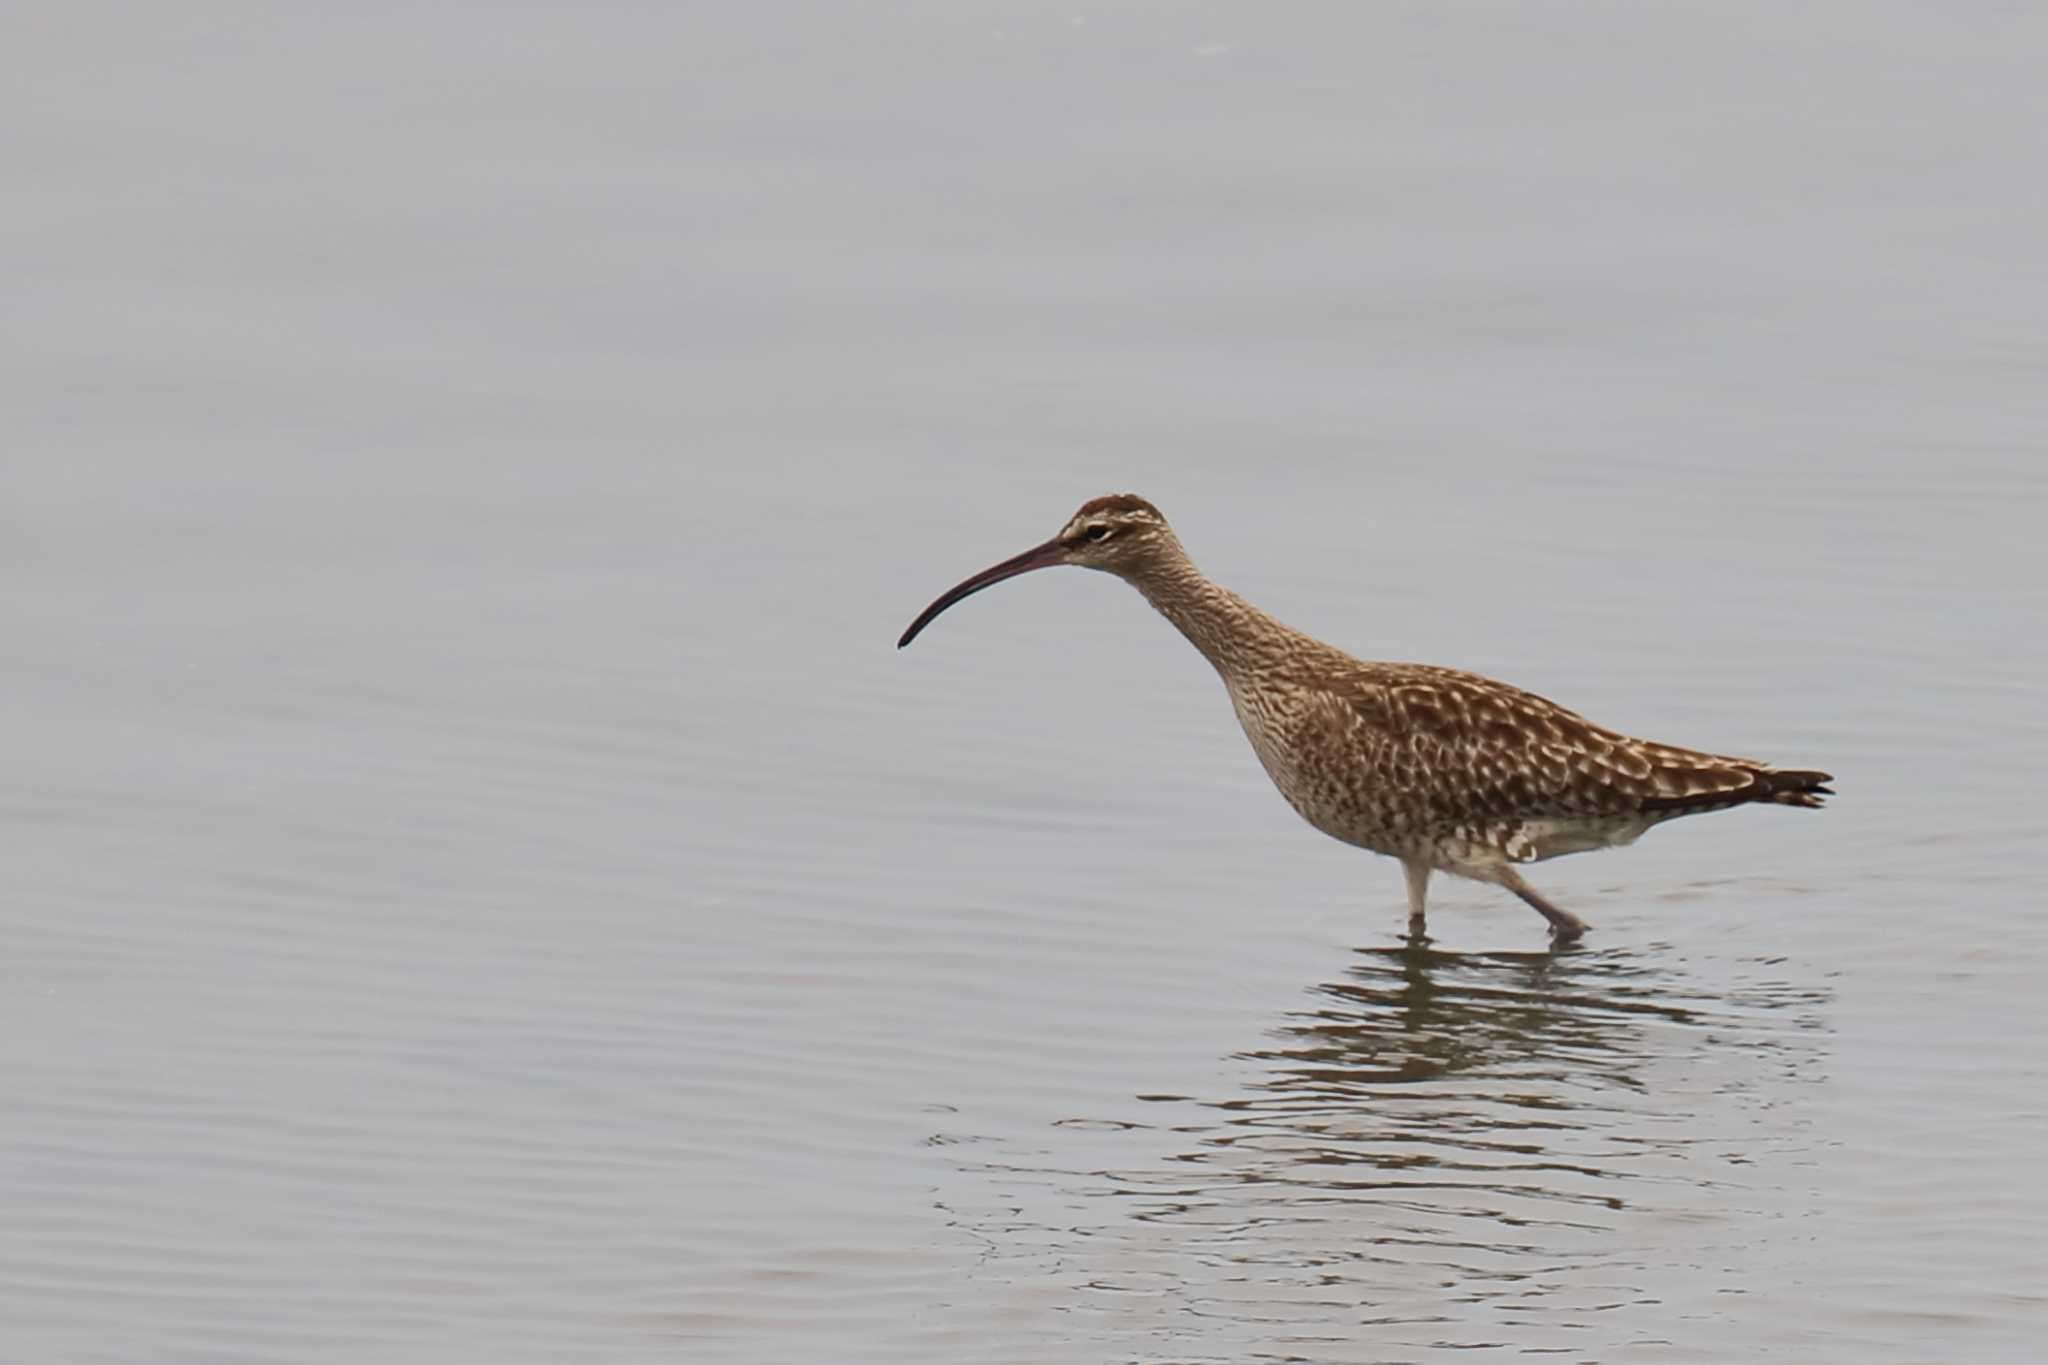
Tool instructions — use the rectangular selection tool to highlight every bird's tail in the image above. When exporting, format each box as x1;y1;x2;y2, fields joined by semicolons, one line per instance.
1760;768;1834;809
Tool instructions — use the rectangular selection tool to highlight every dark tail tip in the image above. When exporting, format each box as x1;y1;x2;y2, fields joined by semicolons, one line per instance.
1766;768;1834;808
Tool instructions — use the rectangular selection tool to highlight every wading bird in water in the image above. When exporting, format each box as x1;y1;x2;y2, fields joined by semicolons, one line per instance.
897;494;1832;942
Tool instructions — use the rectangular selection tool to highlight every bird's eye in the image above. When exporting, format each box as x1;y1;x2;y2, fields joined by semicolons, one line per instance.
1084;524;1113;543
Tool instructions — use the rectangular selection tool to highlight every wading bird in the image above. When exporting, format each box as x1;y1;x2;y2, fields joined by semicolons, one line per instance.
897;494;1831;942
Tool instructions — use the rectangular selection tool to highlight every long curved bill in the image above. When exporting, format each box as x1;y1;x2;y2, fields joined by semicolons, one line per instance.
896;537;1066;648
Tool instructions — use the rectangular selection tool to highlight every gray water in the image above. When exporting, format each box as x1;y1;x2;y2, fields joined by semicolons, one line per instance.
8;3;2047;1361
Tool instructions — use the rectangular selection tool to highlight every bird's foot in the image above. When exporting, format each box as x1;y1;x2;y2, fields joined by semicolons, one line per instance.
1547;914;1589;945
1498;870;1588;944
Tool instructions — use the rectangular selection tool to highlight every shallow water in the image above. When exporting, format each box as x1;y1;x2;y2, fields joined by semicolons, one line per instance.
8;3;2047;1361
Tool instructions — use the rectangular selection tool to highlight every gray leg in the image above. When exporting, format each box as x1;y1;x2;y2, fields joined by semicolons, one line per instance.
1497;867;1589;942
1402;859;1431;937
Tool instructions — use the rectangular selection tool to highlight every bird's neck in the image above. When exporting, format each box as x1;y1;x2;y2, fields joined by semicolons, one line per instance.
1125;540;1296;680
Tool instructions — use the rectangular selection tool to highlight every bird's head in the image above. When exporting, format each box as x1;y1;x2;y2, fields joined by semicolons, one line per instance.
896;493;1173;648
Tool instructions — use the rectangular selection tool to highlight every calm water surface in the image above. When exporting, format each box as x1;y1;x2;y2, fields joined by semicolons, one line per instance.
8;3;2046;1362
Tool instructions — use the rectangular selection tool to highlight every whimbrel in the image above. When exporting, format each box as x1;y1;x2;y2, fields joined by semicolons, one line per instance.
897;494;1832;942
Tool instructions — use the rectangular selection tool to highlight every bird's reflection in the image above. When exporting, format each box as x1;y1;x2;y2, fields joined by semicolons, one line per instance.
931;930;1831;1348
1150;934;1829;1225
1242;935;1700;1099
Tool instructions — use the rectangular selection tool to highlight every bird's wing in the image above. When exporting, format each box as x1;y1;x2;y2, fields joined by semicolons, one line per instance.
1330;664;1776;826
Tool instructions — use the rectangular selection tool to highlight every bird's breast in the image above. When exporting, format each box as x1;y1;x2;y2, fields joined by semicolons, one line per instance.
1224;681;1401;851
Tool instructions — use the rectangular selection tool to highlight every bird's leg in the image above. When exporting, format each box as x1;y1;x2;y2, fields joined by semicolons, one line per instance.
1496;867;1589;942
1401;859;1432;940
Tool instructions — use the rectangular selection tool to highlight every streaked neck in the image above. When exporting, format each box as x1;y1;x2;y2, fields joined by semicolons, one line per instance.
1124;538;1292;679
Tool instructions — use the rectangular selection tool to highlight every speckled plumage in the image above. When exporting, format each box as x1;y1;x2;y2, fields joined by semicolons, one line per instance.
898;494;1832;941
